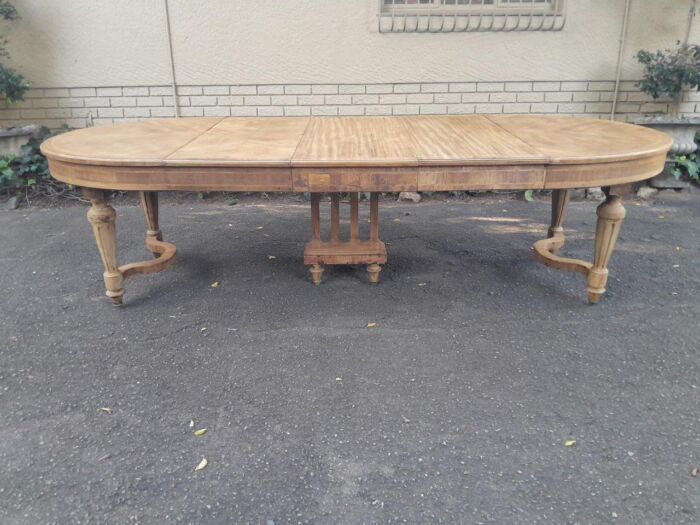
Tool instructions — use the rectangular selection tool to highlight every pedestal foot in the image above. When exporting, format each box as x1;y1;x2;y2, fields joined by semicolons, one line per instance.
310;264;324;285
367;263;381;284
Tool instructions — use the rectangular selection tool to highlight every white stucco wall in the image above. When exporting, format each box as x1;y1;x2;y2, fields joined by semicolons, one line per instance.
5;0;696;88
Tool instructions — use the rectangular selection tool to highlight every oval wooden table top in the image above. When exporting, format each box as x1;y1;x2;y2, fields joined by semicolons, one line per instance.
41;115;672;192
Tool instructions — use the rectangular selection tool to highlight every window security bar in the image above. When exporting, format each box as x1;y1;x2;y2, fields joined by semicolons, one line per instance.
378;0;566;33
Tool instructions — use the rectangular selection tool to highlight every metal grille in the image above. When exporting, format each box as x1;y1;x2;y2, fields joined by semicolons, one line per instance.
379;0;566;33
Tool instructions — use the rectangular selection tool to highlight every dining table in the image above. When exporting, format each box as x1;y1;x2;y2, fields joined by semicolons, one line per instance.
40;115;672;305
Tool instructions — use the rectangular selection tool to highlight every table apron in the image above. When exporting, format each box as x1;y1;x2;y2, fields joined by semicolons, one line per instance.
48;153;667;193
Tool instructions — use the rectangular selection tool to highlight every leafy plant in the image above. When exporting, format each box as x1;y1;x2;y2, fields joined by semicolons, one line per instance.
636;43;700;116
0;1;27;104
0;126;53;194
670;132;700;182
673;153;699;180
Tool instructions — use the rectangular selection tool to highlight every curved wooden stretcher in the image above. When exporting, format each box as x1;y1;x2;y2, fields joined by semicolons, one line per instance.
41;115;671;305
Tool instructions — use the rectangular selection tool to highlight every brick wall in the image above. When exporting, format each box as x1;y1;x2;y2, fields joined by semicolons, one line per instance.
3;81;698;130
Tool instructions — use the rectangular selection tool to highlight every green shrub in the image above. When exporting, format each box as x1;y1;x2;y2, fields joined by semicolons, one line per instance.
637;44;700;117
673;153;699;181
0;1;28;104
0;126;52;194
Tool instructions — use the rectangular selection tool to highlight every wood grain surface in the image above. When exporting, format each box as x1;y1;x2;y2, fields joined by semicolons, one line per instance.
41;115;673;191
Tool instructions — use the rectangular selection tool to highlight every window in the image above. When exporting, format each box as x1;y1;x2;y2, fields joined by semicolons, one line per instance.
379;0;566;32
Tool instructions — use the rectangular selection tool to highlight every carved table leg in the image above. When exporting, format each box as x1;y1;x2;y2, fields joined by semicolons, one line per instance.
587;190;626;304
548;189;571;253
533;187;626;303
84;189;124;305
140;191;162;258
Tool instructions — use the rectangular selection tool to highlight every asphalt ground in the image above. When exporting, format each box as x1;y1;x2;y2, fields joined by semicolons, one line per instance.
1;192;699;524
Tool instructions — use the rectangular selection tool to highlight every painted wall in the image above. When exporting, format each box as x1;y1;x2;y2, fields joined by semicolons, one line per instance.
5;0;695;88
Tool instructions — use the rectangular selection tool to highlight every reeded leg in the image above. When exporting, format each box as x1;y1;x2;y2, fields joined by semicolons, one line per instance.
84;189;124;305
587;191;626;304
310;264;324;285
367;263;381;284
140;191;162;258
548;189;571;253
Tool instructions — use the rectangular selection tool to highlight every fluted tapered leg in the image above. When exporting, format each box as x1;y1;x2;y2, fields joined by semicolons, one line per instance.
140;191;162;257
548;189;571;253
587;192;626;303
84;189;124;305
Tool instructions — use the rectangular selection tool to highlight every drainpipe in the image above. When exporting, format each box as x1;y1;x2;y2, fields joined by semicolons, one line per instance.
610;0;631;121
163;0;180;118
683;0;696;47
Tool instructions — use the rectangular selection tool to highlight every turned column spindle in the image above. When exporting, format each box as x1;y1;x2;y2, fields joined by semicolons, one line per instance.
369;192;379;242
330;193;341;244
367;193;382;283
310;192;321;242
350;192;360;241
309;192;324;284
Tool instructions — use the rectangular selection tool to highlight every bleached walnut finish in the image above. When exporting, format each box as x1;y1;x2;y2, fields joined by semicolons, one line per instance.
42;116;672;304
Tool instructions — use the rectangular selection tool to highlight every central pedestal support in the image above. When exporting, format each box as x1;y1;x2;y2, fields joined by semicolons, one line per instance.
304;192;387;284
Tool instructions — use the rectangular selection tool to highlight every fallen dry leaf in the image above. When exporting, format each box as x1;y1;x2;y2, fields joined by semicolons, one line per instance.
564;439;576;448
658;215;665;220
367;322;377;328
692;467;698;477
99;407;113;414
194;428;207;437
211;281;220;288
195;458;208;471
393;218;401;223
